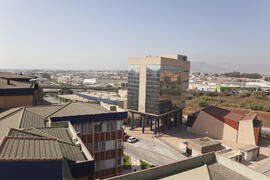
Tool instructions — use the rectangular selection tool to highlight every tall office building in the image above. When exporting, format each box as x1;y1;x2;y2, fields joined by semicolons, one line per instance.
127;54;190;134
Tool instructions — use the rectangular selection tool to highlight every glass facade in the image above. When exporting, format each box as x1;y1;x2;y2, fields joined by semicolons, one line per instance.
145;65;161;114
127;65;140;110
159;65;182;114
145;65;182;114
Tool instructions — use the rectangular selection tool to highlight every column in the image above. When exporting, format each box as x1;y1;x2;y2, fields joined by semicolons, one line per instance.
157;117;160;128
154;118;157;135
168;114;171;129
150;117;153;131
179;110;183;125
131;112;134;130
174;112;177;127
162;117;165;132
142;115;145;134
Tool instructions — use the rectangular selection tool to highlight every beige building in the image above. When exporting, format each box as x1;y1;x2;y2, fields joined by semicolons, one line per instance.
188;106;262;146
127;54;190;134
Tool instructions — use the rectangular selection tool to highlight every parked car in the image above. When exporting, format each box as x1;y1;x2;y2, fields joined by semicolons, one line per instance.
123;133;130;142
127;136;139;143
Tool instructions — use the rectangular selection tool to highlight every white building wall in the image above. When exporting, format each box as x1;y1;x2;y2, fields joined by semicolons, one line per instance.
190;111;237;142
237;120;256;145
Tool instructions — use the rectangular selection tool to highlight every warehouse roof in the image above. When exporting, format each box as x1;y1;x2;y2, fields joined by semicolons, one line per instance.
0;79;31;89
0;72;31;80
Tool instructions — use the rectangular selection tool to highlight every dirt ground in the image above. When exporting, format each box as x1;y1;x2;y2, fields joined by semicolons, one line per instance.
184;102;270;128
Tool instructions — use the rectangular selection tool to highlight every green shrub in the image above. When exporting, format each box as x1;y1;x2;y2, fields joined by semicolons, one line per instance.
252;91;267;100
59;89;73;95
186;95;193;100
238;102;246;108
199;100;209;107
140;160;151;169
264;105;270;112
206;92;219;97
237;92;251;98
123;154;131;170
248;103;263;110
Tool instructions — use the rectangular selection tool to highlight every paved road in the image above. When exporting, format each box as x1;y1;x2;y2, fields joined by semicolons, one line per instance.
124;136;186;166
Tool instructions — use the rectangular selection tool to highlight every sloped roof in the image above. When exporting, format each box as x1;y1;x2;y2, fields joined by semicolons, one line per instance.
0;136;62;160
50;102;109;117
5;127;86;162
202;106;256;122
19;109;45;129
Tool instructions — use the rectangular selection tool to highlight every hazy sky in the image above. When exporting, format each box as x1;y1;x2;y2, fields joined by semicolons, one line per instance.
0;0;269;71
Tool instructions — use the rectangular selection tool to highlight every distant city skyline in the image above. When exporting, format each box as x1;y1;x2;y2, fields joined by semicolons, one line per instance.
0;0;269;72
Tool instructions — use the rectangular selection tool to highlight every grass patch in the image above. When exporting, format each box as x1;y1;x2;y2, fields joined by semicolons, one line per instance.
140;160;152;169
123;154;131;170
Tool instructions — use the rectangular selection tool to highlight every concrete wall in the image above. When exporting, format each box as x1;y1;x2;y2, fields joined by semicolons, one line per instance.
190;111;238;142
0;95;33;108
237;120;256;145
216;154;269;180
107;153;216;180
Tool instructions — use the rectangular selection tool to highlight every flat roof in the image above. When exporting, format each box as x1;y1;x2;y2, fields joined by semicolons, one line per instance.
239;144;259;152
0;72;31;80
189;137;221;148
0;79;31;89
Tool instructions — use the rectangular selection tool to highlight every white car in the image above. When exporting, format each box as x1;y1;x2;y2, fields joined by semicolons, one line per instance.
127;136;138;143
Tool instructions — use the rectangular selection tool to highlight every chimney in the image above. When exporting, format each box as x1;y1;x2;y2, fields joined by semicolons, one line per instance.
7;79;10;85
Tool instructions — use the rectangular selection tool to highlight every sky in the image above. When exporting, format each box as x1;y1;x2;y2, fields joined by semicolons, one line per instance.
0;0;269;71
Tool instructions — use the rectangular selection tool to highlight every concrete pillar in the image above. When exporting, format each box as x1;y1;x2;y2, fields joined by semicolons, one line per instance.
168;114;171;129
179;110;183;125
131;112;134;130
154;118;157;135
162;117;165;132
142;115;145;134
150;117;153;131
174;112;177;127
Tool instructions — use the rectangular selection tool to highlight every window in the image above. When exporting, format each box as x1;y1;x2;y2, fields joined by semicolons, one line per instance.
107;121;115;131
94;142;99;152
117;120;123;130
99;141;105;152
117;139;123;149
94;122;102;132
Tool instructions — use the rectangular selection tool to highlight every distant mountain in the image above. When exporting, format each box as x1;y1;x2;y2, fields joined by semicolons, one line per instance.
191;61;269;74
191;61;230;73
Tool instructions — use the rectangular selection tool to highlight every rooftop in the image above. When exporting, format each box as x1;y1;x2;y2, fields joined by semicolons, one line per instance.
239;144;259;152
0;79;31;89
189;137;221;148
202;106;256;122
106;152;267;180
0;136;62;161
0;72;32;80
5;127;87;162
0;102;111;140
